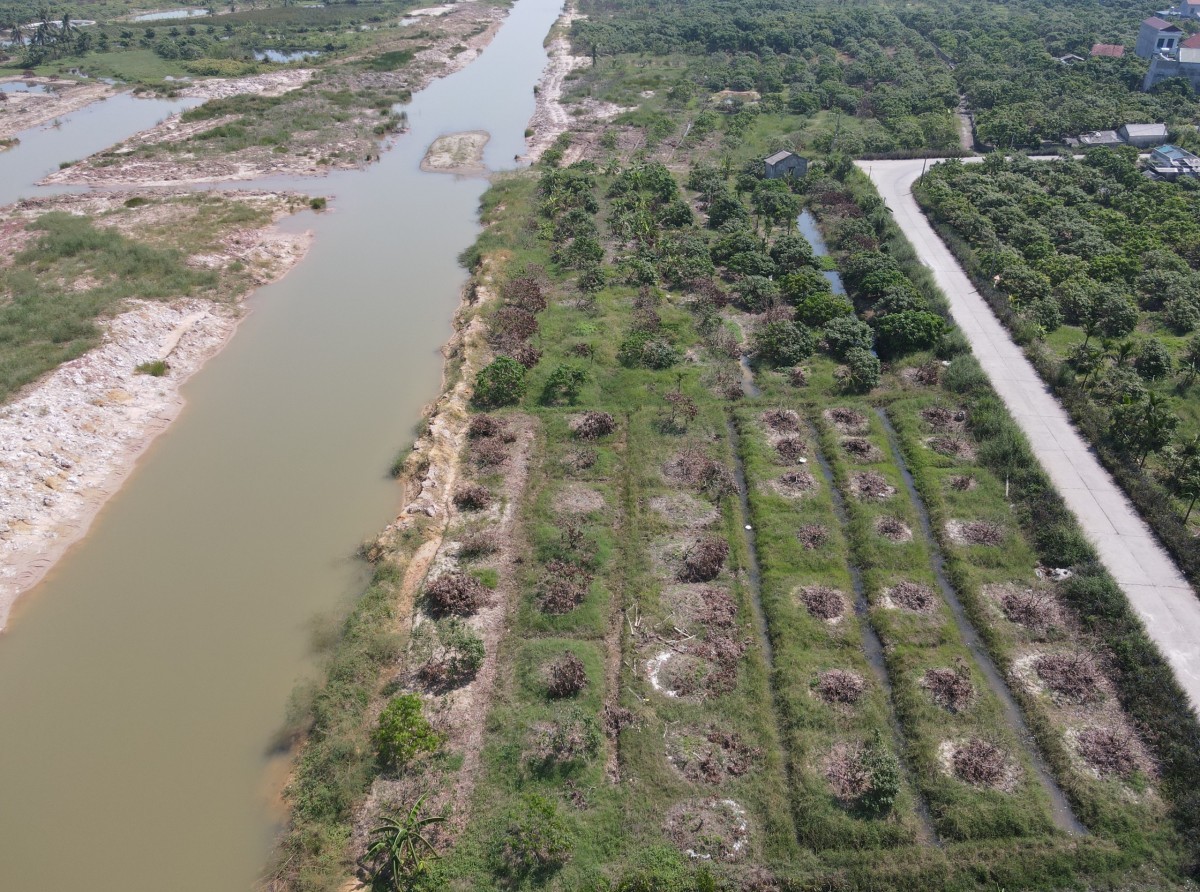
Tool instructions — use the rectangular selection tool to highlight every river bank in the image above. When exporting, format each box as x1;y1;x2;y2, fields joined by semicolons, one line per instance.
0;190;312;629
0;75;115;141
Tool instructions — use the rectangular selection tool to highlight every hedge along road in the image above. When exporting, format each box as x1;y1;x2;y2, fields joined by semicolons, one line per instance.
862;158;1200;714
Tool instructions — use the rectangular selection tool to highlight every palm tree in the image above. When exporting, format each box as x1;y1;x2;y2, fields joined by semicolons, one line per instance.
366;793;445;890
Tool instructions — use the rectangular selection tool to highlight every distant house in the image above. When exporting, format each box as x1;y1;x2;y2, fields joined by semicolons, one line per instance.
1077;130;1124;147
1136;16;1183;58
1147;144;1200;178
1160;0;1200;18
1054;53;1086;65
1118;122;1170;147
763;151;808;179
1090;43;1126;58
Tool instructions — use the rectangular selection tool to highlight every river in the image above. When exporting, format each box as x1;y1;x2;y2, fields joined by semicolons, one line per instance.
0;0;563;888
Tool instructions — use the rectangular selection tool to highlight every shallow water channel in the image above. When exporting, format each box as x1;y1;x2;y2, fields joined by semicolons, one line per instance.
0;0;563;888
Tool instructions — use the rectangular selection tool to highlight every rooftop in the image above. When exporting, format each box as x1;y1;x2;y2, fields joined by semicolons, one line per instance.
1153;144;1200;161
1090;43;1126;57
1143;15;1181;29
1184;33;1200;48
764;150;797;164
1121;123;1169;136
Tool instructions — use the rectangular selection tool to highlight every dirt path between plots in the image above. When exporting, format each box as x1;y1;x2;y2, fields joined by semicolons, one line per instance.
0;191;311;630
863;158;1200;714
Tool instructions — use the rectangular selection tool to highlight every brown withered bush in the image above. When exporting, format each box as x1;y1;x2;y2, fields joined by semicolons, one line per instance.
468;414;504;439
679;537;730;583
425;572;490;617
1035;653;1103;704
921;661;975;713
546;651;588;698
453;483;493;511
952;738;1006;787
538;560;593;614
797;524;829;549
572;411;615;440
799;585;846;621
816;669;866;705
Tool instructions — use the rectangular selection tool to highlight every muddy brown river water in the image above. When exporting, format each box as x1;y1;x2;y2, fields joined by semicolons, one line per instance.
0;0;563;887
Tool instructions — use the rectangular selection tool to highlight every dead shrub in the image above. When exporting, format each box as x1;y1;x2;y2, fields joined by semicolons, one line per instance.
921;660;975;712
453;483;493;511
798;585;846;621
471;438;509;468
459;529;498;559
667;448;736;498
948;475;977;491
663;798;749;864
914;362;941;385
841;437;882;462
826;407;868;433
851;472;894;501
546;651;588;698
501;274;548;313
538;560;593;614
1076;728;1140;778
774;436;806;464
468;413;504;439
959;521;1004;545
921;406;966;431
824;743;872;801
887;581;937;613
506;343;543;369
875;516;911;542
815;669;866;706
952;738;1006;787
695;588;738;630
679;537;730;583
425;572;490;617
1034;653;1103;704
563;447;597;473
489;305;538;349
778;470;817;495
929;436;970;458
530;708;602;764
789;367;808;387
761;408;800;432
797;524;829;549
572;411;615;440
602;704;635;736
568;342;593;358
999;589;1057;631
667;726;760;784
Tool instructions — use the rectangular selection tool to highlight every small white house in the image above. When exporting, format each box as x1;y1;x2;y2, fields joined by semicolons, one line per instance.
763;150;807;179
1118;123;1170;147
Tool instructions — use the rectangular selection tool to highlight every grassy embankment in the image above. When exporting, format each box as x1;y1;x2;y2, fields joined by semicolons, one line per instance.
0;193;306;402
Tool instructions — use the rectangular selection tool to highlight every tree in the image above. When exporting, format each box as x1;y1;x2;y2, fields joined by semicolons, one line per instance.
793;289;853;328
769;232;815;273
373;694;442;770
873;311;944;359
845;347;881;393
541;364;589;405
751;179;802;235
1110;393;1179;467
753;320;815;366
495;793;573;879
367;793;446;890
823;315;874;358
474;357;526;408
1179;335;1200;389
1069;342;1106;388
1080;291;1137;346
1134;339;1172;381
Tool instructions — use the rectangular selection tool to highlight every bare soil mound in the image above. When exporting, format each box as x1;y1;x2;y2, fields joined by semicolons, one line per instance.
664;798;750;863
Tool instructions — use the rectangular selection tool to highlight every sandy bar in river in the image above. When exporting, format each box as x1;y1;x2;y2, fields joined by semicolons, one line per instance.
420;130;490;175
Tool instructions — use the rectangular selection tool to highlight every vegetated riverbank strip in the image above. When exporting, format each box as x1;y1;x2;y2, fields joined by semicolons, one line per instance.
0;189;313;629
863;158;1200;714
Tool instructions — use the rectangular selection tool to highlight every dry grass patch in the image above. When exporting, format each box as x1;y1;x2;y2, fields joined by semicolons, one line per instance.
458;529;499;559
797;585;847;622
558;482;605;515
664;798;750;863
649;492;720;529
849;472;895;502
665;447;737;498
666;725;761;784
825;406;869;434
823;741;872;802
561;446;598;474
875;516;912;542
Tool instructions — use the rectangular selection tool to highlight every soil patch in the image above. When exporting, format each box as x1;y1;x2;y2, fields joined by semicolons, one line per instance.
664;798;750;862
421;129;489;175
773;470;818;498
649;492;719;528
946;519;1004;546
849;472;895;502
558;481;605;515
874;516;912;542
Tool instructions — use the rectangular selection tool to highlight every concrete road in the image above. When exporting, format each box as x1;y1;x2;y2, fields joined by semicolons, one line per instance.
863;158;1200;713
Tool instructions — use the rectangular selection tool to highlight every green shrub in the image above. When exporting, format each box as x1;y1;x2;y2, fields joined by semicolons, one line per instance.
494;793;573;879
823;315;874;358
541;364;589;404
873;310;945;358
135;359;170;376
859;731;901;816
373;694;442;770
844;347;880;392
473;356;526;408
618;331;680;369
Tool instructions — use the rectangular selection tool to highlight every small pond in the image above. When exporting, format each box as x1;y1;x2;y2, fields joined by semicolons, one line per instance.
131;8;211;20
0;82;52;94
